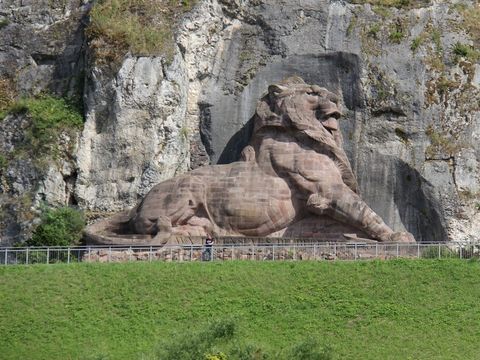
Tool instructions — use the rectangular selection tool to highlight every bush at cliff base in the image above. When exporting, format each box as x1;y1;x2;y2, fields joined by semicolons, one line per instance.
26;206;85;247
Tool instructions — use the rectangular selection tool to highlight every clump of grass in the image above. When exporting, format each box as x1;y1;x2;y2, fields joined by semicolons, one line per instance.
0;18;9;29
287;338;332;360
0;154;7;171
372;5;391;17
157;319;237;360
457;3;480;44
389;28;404;43
86;0;197;67
389;30;404;43
436;75;459;94
349;0;431;9
1;95;83;167
10;95;83;148
346;15;357;36
452;42;480;63
425;124;461;157
368;23;381;38
0;77;16;120
180;126;189;140
429;28;442;53
410;36;422;51
156;319;333;360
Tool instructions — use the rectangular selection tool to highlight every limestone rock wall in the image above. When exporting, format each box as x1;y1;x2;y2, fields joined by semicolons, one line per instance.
75;56;189;211
0;0;89;243
0;0;479;244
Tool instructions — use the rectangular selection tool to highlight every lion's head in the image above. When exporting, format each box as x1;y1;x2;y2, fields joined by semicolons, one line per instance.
252;76;358;192
254;76;343;145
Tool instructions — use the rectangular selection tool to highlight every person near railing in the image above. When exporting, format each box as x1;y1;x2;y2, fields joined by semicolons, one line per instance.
203;235;214;261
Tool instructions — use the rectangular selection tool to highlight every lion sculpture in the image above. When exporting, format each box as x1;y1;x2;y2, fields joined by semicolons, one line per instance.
85;76;415;244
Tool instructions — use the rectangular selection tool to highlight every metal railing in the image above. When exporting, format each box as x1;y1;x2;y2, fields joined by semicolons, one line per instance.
1;242;479;265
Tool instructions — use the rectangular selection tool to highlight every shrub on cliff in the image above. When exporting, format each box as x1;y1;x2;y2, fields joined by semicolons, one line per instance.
0;94;83;173
8;95;83;151
86;0;197;66
27;206;85;247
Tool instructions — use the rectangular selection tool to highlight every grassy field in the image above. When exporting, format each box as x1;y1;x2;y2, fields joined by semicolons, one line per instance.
1;260;480;359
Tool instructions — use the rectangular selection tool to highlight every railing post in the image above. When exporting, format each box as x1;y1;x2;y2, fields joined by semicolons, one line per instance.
354;243;358;260
252;243;255;261
460;246;463;259
67;247;70;264
396;243;399;258
417;243;420;259
313;243;316;260
375;242;378;258
231;244;234;261
108;247;111;263
26;248;29;265
47;248;50;264
149;246;153;262
438;243;441;259
4;248;7;265
293;243;296;261
334;243;337;259
88;246;91;262
272;244;275;261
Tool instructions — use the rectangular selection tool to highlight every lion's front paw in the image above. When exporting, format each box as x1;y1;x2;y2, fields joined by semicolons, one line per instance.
388;231;416;243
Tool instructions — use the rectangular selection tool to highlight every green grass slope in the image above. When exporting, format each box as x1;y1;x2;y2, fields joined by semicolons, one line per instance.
1;260;479;359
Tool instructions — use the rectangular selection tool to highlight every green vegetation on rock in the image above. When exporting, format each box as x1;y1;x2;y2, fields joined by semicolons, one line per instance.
388;20;406;44
0;154;7;171
349;0;431;9
86;0;197;66
8;95;83;143
0;77;16;119
410;36;422;51
26;206;85;247
367;23;381;38
1;260;480;359
0;18;9;29
0;94;83;170
452;42;480;63
454;3;480;45
158;319;332;360
425;124;462;158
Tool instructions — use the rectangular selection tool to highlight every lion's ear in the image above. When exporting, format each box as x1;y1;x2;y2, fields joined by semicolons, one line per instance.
268;84;287;95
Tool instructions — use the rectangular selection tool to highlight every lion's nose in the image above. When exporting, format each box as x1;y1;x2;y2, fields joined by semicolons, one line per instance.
316;98;342;116
321;118;338;131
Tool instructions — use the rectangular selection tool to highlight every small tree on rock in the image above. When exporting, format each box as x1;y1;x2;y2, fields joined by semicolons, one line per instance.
27;206;85;247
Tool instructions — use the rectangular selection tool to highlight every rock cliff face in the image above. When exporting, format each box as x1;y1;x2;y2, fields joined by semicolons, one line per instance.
0;0;89;242
0;0;479;244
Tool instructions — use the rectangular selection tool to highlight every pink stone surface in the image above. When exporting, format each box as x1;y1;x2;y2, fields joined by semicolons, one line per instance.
85;77;415;245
